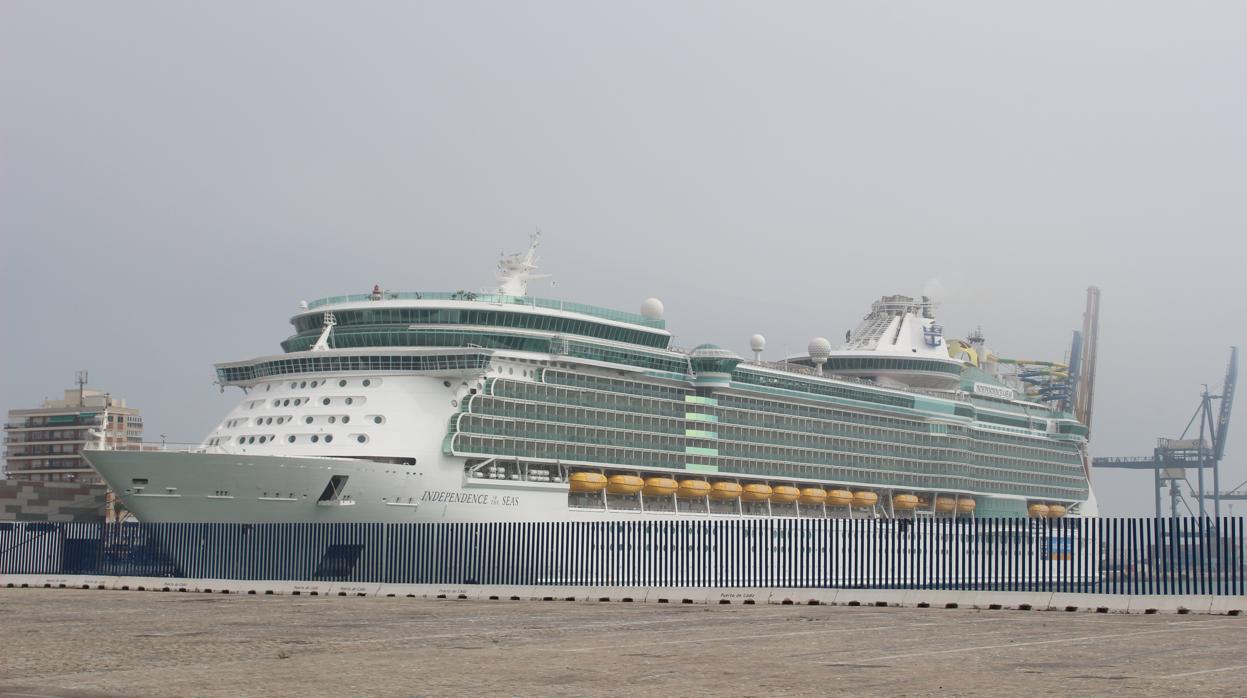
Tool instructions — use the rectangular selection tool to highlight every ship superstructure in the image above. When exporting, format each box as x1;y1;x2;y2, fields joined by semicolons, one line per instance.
86;235;1095;523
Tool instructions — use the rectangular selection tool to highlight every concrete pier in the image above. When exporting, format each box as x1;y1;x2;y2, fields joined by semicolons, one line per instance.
2;587;1245;696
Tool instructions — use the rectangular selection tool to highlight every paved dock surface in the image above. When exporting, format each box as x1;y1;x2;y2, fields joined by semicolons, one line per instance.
1;589;1245;697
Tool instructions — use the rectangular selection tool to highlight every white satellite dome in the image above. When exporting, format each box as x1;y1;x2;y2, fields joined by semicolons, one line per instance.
640;297;665;321
808;337;832;360
749;334;766;353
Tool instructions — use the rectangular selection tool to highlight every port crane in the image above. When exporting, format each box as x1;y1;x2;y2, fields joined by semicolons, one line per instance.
1092;346;1238;519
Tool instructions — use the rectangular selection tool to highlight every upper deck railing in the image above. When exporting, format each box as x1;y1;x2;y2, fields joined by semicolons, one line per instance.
305;292;666;330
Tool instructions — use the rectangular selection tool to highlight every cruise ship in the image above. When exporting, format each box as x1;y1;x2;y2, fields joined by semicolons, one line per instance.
86;235;1097;524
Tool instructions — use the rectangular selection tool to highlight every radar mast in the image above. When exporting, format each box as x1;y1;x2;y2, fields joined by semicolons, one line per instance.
497;231;550;296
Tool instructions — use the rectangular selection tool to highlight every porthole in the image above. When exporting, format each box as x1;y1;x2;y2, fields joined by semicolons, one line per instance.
322;398;331;406
265;385;271;392
362;379;371;387
283;399;290;407
287;435;295;443
342;416;350;424
294;399;302;406
258;436;267;444
311;435;319;443
272;400;280;407
345;397;353;405
451;400;458;407
339;379;347;387
373;416;384;424
265;417;273;425
357;435;367;443
329;416;336;424
443;380;451;388
248;436;256;444
299;381;307;388
305;416;313;424
310;380;318;388
325;435;334;443
290;382;297;389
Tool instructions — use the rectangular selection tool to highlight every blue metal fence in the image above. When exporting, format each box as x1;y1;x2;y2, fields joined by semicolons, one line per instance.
1;517;1243;595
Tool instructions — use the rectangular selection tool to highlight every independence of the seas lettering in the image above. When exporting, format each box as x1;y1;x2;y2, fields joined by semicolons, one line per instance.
421;490;520;506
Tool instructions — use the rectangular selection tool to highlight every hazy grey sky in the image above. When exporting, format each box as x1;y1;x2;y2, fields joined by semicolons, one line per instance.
2;2;1245;516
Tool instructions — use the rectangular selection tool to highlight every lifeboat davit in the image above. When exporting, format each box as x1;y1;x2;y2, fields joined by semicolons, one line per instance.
893;494;920;510
569;472;607;493
852;491;878;508
1028;503;1050;518
740;483;773;502
771;485;800;504
1047;504;1067;518
676;479;711;499
710;481;743;500
827;489;854;507
798;487;827;505
642;477;678;497
956;498;976;514
935;496;957;513
606;474;644;495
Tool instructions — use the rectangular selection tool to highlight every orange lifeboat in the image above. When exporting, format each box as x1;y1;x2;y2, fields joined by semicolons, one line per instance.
676;479;711;499
852;491;879;508
1028;503;1050;518
957;498;976;514
709;481;743;500
935;496;957;513
642;477;678;497
770;485;800;504
740;483;773;502
893;494;920;510
1047;504;1067;518
827;489;854;507
798;487;828;505
606;474;644;495
569;472;607;493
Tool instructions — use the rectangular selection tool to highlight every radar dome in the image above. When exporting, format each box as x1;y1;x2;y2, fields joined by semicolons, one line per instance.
808;337;832;360
640;297;665;320
749;334;766;353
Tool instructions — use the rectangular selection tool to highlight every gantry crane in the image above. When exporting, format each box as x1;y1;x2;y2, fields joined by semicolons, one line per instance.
1092;347;1238;519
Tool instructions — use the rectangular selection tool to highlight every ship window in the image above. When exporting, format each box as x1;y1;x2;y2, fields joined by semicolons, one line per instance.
342;416;350;424
444;381;451;387
373;416;384;424
310;380;318;388
325;435;333;443
322;398;331;406
311;435;319;443
339;379;347;387
300;381;307;388
356;435;367;443
345;397;354;405
287;435;296;443
362;379;371;387
290;382;297;389
329;416;336;424
305;416;313;424
283;399;290;407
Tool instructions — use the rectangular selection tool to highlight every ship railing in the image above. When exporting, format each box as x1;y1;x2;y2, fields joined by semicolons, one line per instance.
304;291;667;329
84;441;209;454
735;358;974;403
